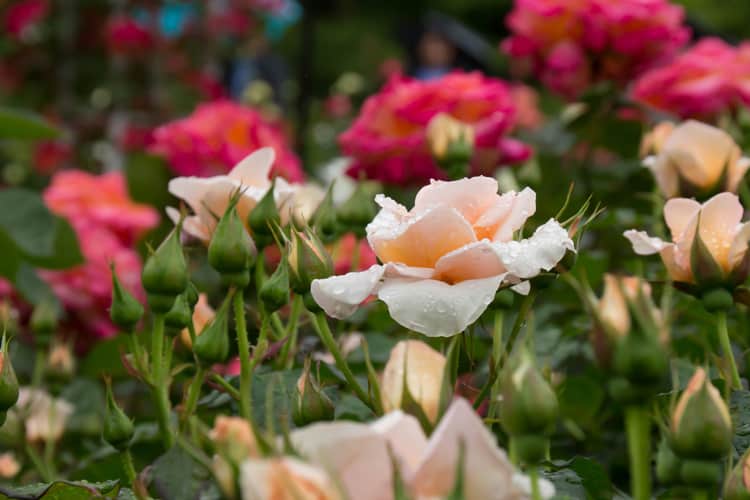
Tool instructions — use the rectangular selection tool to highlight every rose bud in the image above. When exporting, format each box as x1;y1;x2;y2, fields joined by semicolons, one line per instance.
240;457;341;500
288;227;333;295
211;415;258;465
248;180;281;249
0;452;20;479
310;184;339;244
499;349;558;464
165;293;192;331
426;113;475;180
640;121;674;158
109;268;144;332
656;437;682;486
671;368;732;459
625;192;750;293
381;340;446;428
102;377;134;451
209;197;257;288
293;359;335;426
184;281;200;309
193;295;231;365
336;181;378;238
46;339;75;380
259;256;290;313
0;334;19;412
643;120;750;199
30;299;58;342
181;293;215;349
142;226;188;313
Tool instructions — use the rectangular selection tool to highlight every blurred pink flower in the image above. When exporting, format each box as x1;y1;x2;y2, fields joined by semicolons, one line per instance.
502;0;689;98
150;100;303;182
330;233;377;275
4;0;48;40
340;72;529;185
43;170;158;247
40;171;159;341
105;15;155;56
633;38;743;119
510;85;544;130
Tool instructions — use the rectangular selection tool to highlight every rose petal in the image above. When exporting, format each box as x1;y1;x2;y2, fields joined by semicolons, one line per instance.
728;156;750;194
409;398;525;500
698;192;744;271
623;230;669;255
367;205;477;268
434;240;508;283
311;265;386;319
494;219;574;279
474;187;536;242
730;222;750;270
166;206;211;242
228;147;275;188
664;120;734;189
663;198;701;243
414;176;500;223
377;275;503;337
646;156;679;198
291;421;393;500
371;411;428;478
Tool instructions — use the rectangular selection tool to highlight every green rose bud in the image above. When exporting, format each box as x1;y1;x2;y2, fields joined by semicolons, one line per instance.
0;334;19;412
670;368;732;461
142;227;188;312
247;181;280;249
336;182;378;238
293;359;334;426
102;378;134;451
209;198;256;287
165;293;192;331
259;257;290;313
310;184;339;243
109;268;144;332
193;295;231;365
30;299;59;341
184;281;200;309
656;438;682;486
287;228;333;294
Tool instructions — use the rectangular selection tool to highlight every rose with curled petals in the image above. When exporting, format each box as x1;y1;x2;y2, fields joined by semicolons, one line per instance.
166;147;296;243
624;192;750;288
311;176;575;337
642;120;750;199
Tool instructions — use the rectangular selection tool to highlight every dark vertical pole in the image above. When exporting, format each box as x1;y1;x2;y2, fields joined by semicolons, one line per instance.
295;2;315;170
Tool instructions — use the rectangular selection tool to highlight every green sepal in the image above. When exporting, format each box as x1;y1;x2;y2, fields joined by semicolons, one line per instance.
164;293;192;331
109;267;144;331
142;227;188;299
208;194;256;276
690;221;726;288
247;180;280;246
259;257;290;313
102;377;134;451
311;183;340;244
193;293;231;365
0;333;19;411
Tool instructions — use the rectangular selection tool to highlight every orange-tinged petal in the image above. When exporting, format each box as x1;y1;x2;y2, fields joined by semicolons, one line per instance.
434;240;507;283
598;274;630;336
663;198;700;244
413;176;499;225
697;192;743;272
664;120;735;190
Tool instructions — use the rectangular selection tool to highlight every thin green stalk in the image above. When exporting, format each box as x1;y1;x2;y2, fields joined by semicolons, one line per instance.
233;289;253;421
278;295;303;369
717;311;742;390
25;443;51;482
529;466;542;500
181;364;206;430
270;312;286;340
311;312;374;411
122;450;137;487
508;437;519;466
625;406;651;500
150;314;173;449
210;373;240;400
488;311;504;420
31;348;46;387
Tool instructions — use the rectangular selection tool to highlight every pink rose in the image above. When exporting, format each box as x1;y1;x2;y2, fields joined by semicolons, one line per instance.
105;15;155;56
4;0;48;40
339;72;529;185
150;100;303;182
502;0;689;98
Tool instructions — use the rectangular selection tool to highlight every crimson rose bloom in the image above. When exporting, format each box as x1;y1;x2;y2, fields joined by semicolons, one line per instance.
339;72;531;185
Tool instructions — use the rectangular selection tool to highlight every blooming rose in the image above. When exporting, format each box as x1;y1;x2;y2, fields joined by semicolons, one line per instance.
41;171;158;340
502;0;689;98
241;457;342;500
339;72;531;185
151;100;303;182
642;120;750;198
633;38;742;119
280;398;554;500
11;388;74;442
624;192;750;286
312;176;574;337
167;147;295;242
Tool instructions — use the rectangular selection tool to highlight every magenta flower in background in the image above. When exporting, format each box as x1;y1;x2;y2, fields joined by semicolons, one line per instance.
105;15;155;56
633;38;750;119
40;171;159;341
4;0;48;41
502;0;690;98
339;71;531;185
150;100;304;182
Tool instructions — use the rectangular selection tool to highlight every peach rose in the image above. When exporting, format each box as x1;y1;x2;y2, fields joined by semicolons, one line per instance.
643;121;750;198
167;147;296;242
240;457;342;500
381;340;446;424
625;192;750;286
285;398;554;500
596;274;653;337
13;387;73;442
312;176;574;337
210;415;258;464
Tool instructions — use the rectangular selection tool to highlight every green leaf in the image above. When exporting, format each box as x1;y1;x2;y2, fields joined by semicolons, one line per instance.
545;457;613;500
334;393;375;422
0;480;120;500
149;446;200;500
26;217;84;269
0;107;60;140
557;374;605;427
0;189;56;257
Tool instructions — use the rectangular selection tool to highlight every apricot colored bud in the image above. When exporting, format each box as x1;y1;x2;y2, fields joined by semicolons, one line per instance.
211;415;258;464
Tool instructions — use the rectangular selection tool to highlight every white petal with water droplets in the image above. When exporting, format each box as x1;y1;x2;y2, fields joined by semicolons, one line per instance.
494;219;574;279
623;230;669;255
311;265;386;319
